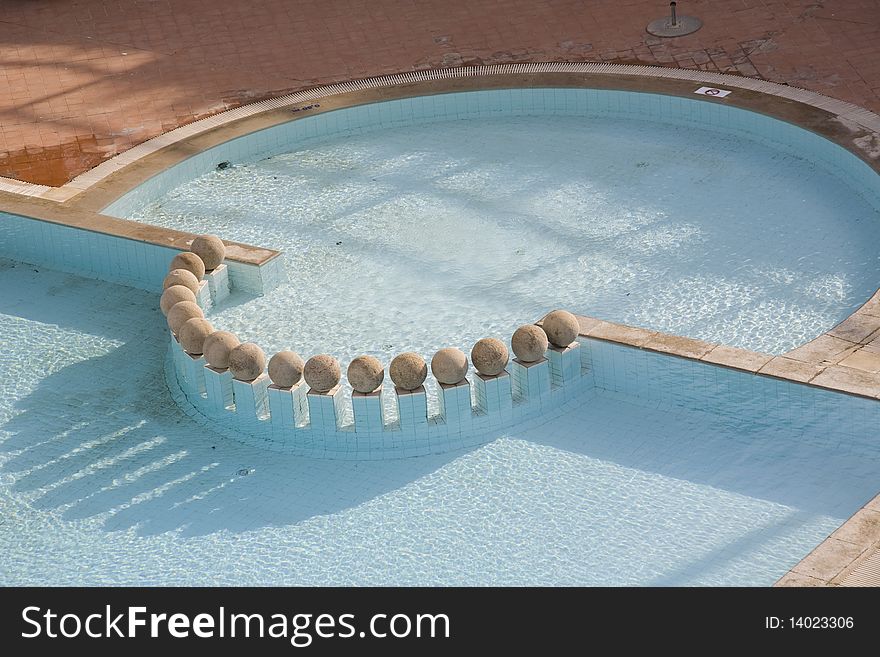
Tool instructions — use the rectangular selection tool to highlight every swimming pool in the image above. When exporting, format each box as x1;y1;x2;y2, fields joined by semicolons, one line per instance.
2;76;880;586
122;88;880;370
1;260;878;585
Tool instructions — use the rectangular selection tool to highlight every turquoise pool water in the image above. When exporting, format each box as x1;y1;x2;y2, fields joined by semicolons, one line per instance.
1;260;878;585
127;93;880;374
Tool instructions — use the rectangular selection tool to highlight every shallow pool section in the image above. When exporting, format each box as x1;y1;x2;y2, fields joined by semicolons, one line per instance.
2;260;878;585
123;89;880;365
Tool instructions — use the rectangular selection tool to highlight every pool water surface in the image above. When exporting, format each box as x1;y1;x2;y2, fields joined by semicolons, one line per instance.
131;112;880;372
1;262;878;585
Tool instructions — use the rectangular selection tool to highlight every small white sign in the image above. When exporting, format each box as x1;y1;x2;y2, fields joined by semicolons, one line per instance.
694;86;732;98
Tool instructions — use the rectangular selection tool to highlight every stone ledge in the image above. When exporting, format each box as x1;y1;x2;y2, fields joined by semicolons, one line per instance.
0;191;280;267
700;345;774;373
784;334;860;365
580;319;657;347
829;508;880;547
775;572;828;587
777;493;880;587
810;365;880;397
828;312;880;344
857;289;880;318
837;348;880;374
757;357;824;383
573;314;880;400
789;538;867;582
643;333;715;360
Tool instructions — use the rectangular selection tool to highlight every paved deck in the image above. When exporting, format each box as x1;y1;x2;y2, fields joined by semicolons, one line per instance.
2;0;880;185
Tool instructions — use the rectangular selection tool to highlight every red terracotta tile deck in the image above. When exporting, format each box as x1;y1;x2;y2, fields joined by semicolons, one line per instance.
1;0;880;185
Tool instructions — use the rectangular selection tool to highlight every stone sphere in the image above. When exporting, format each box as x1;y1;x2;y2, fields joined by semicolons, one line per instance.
431;347;468;385
190;234;226;270
160;284;196;315
169;251;206;280
511;324;549;362
347;355;384;393
203;331;240;369
268;351;305;388
389;352;428;391
228;343;266;382
543;309;579;347
303;354;341;392
179;318;214;355
471;338;509;376
167;300;204;334
163;268;200;294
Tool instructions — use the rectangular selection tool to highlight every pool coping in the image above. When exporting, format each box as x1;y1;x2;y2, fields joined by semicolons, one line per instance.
567;297;880;402
3;63;880;203
774;493;880;587
1;64;880;582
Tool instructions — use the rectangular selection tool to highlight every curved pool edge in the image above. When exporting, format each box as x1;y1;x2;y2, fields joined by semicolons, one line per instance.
3;63;880;206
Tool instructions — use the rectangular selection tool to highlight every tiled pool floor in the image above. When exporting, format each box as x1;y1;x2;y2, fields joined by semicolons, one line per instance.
1;261;877;585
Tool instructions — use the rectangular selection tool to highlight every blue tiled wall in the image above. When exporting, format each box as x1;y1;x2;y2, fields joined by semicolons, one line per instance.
0;211;176;292
0;211;281;294
582;337;880;449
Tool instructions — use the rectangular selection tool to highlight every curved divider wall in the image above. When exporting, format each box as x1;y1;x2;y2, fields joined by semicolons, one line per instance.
166;258;880;461
165;264;593;459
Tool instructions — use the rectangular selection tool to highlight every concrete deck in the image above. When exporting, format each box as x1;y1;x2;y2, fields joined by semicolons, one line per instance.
3;1;880;186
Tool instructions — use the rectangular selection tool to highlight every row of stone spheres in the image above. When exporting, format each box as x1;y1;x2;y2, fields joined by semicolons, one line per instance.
160;234;580;395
